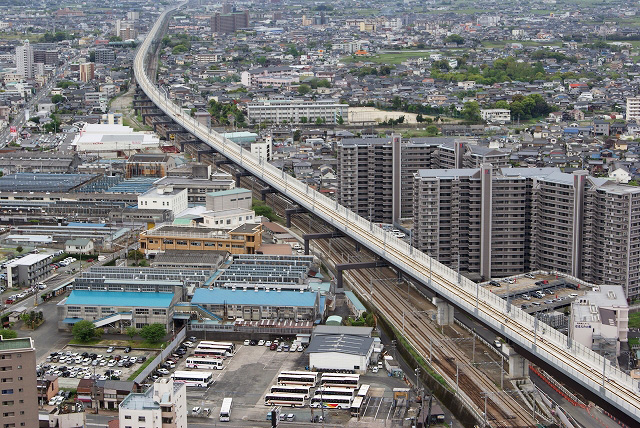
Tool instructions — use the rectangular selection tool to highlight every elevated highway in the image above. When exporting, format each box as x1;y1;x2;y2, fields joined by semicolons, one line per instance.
134;3;640;423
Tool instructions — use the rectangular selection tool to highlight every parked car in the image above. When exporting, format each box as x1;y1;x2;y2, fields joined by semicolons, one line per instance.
124;346;131;353
244;339;251;346
157;368;169;375
106;347;114;353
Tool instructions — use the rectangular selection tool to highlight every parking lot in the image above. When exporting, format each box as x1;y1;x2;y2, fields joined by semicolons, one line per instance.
484;273;586;312
38;345;158;388
160;339;412;425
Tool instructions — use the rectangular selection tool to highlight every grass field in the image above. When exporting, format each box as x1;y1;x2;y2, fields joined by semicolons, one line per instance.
629;312;640;329
482;40;563;48
341;51;432;65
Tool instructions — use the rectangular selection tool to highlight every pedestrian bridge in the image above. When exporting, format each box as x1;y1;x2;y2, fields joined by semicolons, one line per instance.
134;3;640;423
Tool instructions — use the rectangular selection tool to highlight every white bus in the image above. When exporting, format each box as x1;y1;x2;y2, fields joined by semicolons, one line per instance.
320;374;360;389
314;387;355;397
350;396;365;417
269;384;311;397
193;347;227;359
186;357;223;370
195;343;234;356
277;373;318;387
219;397;232;422
357;384;370;397
200;341;236;353
310;394;353;409
264;393;307;407
171;371;213;388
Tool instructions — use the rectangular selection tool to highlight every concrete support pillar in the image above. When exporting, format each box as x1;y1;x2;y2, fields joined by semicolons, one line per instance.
432;297;454;326
505;345;528;378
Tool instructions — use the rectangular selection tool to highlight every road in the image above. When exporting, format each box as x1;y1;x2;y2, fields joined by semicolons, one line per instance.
0;58;76;143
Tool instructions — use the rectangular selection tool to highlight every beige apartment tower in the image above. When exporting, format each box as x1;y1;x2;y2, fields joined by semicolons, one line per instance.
0;336;38;428
413;167;640;298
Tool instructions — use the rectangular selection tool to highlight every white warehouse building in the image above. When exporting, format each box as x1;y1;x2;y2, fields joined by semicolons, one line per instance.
306;326;375;374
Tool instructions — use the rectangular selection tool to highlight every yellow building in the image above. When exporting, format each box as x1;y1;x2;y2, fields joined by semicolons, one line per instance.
139;224;262;255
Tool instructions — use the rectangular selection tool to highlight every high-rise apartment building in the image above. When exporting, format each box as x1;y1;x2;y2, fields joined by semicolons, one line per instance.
0;336;38;428
95;49;115;64
211;11;249;33
79;62;95;82
626;96;640;121
412;167;640;298
15;40;34;79
336;136;510;224
33;49;58;66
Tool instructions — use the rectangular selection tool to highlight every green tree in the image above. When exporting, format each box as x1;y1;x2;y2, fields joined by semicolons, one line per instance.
300;117;308;124
293;129;302;141
16;246;23;253
445;34;464;45
72;320;97;342
425;125;439;136
139;323;166;343
51;94;63;104
461;101;482;122
125;326;138;339
298;84;311;95
337;115;344;125
0;328;18;339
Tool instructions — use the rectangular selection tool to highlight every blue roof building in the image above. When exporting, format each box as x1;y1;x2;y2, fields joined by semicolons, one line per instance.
192;287;320;322
59;290;178;333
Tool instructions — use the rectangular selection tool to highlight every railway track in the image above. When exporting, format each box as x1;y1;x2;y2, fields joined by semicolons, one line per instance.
230;174;533;426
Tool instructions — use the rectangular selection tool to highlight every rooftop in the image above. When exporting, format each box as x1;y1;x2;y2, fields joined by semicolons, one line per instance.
0;336;33;352
0;173;97;192
206;187;252;197
192;287;318;307
306;333;374;356
65;290;174;308
6;253;51;267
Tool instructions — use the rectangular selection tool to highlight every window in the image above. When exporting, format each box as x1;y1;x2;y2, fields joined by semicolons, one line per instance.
124;415;131;420
1;390;13;395
138;416;146;421
1;379;13;383
135;309;149;315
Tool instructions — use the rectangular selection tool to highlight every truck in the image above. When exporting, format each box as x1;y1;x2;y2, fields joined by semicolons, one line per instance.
219;397;232;422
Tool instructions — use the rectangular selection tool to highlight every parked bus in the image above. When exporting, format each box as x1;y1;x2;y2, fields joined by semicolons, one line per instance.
195;343;234;356
320;374;360;389
357;384;370;397
219;397;232;422
200;341;236;353
310;394;353;409
313;387;355;397
277;373;318;387
264;393;307;407
350;396;365;417
269;384;311;397
193;347;227;359
186;357;223;370
171;371;213;388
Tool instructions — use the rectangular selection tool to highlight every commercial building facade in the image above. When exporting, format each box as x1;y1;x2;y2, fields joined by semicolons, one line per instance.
119;378;187;428
247;99;348;125
138;224;263;255
0;336;38;428
570;285;628;356
412;167;640;298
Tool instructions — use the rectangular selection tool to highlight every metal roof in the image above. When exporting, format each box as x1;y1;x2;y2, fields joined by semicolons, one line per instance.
65;290;174;307
192;287;317;307
306;334;374;356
